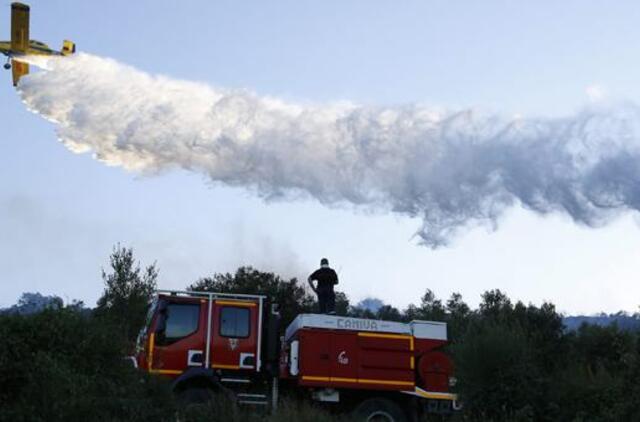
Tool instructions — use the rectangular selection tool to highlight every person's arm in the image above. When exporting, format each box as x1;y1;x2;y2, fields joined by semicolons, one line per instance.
333;270;339;285
308;272;318;293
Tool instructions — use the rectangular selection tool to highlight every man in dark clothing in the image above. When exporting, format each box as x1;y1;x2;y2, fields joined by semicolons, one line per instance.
308;258;339;314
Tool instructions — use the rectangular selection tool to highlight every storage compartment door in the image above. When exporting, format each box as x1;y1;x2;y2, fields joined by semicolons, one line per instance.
299;330;331;379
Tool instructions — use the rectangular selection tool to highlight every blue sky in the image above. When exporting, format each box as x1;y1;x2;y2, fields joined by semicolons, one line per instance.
2;0;640;313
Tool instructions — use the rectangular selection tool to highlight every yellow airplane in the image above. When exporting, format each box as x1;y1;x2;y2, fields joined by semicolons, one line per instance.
0;2;76;86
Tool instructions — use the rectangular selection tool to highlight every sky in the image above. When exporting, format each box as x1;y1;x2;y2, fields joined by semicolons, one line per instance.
2;0;640;314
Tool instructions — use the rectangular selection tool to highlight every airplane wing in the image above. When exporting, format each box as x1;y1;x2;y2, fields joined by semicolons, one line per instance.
12;59;28;86
11;3;30;53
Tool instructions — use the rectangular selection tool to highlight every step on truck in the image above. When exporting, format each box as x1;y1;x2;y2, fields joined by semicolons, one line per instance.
133;289;460;421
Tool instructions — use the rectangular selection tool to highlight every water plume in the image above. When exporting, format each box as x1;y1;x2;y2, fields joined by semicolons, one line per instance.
18;53;640;246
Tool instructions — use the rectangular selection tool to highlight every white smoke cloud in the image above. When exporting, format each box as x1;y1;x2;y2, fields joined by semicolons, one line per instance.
17;54;640;247
586;84;607;102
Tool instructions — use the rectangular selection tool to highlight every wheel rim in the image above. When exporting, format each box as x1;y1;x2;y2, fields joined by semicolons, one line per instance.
367;410;395;422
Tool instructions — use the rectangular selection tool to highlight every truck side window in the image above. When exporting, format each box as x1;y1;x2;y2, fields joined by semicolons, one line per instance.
220;307;250;338
162;303;200;344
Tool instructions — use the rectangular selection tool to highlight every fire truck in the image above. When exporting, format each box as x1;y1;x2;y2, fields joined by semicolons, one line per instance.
134;289;459;421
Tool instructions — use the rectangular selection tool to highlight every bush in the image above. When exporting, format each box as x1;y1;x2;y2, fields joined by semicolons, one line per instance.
0;307;176;422
178;396;343;422
452;321;542;421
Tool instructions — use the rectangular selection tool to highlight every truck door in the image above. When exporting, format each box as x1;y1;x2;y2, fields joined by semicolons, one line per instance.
210;300;259;371
150;298;206;375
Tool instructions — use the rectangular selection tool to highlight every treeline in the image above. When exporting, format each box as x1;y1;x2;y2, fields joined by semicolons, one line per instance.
2;245;640;421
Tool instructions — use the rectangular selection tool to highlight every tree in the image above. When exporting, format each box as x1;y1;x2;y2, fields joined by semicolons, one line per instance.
349;306;377;319
446;292;471;340
4;292;63;315
334;291;351;316
479;289;512;321
376;305;403;322
446;293;470;318
349;298;381;319
95;244;158;344
452;320;542;420
403;289;448;324
355;298;384;313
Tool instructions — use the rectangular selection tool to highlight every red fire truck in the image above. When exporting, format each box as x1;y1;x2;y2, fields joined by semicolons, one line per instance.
134;289;459;421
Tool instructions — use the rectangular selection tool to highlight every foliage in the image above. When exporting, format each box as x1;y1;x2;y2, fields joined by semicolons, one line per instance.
374;304;404;321
450;292;640;421
355;297;384;313
179;396;344;422
95;244;158;344
1;292;64;315
452;321;541;420
334;291;351;316
0;306;175;422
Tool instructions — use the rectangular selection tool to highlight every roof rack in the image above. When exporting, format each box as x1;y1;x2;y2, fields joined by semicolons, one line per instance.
156;289;267;301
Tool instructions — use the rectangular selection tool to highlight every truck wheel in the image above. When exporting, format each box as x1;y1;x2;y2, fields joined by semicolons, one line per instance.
353;398;408;422
177;387;215;405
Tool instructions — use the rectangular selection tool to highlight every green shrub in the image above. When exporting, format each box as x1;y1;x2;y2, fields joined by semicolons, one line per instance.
178;397;343;422
452;321;542;421
0;307;176;422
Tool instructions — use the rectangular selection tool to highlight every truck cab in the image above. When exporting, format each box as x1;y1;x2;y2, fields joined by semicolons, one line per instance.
135;290;267;376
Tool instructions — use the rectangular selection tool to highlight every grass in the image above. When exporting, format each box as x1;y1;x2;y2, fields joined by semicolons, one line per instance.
178;396;346;422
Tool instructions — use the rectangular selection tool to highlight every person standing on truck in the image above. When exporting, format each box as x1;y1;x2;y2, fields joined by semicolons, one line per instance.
308;258;339;314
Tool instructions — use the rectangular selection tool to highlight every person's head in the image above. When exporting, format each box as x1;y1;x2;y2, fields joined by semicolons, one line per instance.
320;258;329;268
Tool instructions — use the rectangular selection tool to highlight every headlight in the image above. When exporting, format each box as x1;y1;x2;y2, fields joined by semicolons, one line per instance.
448;376;457;387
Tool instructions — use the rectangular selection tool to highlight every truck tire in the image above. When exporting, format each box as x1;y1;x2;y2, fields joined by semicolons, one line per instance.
177;386;215;405
352;398;408;422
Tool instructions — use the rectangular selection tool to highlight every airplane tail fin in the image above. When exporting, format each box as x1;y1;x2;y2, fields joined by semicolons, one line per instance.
61;40;76;56
12;59;29;87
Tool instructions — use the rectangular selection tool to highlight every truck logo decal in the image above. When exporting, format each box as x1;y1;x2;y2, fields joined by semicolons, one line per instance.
228;338;239;351
338;351;349;365
336;317;379;331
